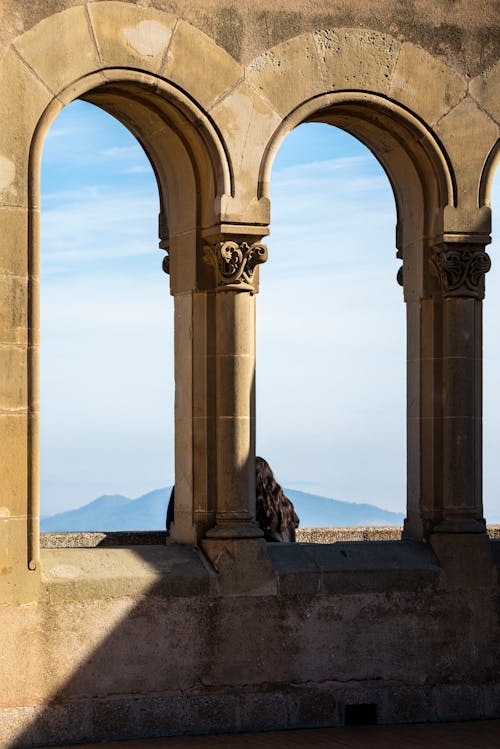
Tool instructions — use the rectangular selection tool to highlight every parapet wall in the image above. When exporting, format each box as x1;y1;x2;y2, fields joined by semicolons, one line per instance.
1;533;499;747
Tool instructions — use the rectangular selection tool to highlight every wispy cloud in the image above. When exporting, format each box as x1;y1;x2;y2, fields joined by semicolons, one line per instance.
100;145;145;160
124;165;151;174
45;125;86;140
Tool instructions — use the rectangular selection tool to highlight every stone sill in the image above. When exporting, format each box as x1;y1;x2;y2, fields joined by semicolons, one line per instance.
40;525;500;548
38;537;448;602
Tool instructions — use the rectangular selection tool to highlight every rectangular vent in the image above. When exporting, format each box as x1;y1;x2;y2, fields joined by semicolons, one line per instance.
344;703;378;726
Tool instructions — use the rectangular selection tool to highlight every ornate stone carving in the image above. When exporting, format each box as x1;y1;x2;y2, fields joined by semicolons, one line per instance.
205;240;268;293
431;245;491;299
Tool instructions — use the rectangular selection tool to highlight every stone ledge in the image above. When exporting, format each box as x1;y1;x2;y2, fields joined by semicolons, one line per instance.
268;540;441;595
40;525;500;548
40;545;213;601
39;539;446;602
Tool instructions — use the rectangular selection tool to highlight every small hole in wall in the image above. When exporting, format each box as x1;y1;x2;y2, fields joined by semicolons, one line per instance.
344;703;378;725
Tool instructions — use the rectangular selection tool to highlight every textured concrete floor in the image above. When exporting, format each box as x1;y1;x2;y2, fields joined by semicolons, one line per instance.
42;721;500;749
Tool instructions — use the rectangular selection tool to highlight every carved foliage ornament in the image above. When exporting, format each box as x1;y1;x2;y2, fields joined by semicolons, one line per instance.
205;240;268;293
431;246;491;299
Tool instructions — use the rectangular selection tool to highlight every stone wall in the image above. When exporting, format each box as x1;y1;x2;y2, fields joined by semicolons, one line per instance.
1;536;499;747
1;1;499;745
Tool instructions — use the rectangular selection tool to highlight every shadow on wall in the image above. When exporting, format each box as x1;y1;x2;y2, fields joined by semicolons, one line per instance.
5;534;500;747
6;542;316;747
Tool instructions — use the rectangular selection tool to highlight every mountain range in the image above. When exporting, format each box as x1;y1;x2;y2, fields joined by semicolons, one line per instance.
40;487;405;532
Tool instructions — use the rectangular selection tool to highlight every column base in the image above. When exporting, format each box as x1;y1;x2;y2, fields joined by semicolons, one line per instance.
430;531;494;590
432;517;486;534
201;536;275;595
205;521;264;540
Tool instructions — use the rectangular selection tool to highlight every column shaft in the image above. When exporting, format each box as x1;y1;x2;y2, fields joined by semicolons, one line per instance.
204;238;267;539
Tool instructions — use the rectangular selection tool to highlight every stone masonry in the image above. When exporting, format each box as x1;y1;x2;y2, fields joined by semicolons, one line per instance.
0;2;499;746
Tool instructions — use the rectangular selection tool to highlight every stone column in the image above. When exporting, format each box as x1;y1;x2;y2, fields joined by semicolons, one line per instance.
203;238;268;539
405;240;491;538
431;242;490;533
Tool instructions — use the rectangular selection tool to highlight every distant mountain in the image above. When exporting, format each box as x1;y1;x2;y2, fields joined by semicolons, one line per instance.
286;489;404;527
40;486;404;532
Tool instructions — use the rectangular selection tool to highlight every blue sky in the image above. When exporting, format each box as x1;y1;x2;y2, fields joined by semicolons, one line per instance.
40;100;500;522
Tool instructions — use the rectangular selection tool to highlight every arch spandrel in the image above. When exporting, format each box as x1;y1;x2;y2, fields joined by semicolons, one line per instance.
436;97;499;237
6;2;243;231
216;30;467;232
470;60;500;127
389;43;467;127
11;3;244;117
209;80;280;226
87;2;178;74
12;6;101;97
246;29;401;119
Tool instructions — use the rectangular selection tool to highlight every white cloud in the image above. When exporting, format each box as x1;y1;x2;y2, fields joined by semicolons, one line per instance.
100;145;145;160
45;125;85;140
124;165;151;174
41;188;160;273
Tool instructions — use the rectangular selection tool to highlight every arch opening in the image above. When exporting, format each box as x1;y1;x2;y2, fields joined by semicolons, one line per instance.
29;73;231;556
40;99;175;531
257;122;405;531
257;94;456;538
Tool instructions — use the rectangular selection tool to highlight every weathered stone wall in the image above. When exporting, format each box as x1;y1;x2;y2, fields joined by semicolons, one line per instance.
1;1;499;745
1;538;499;747
1;0;499;76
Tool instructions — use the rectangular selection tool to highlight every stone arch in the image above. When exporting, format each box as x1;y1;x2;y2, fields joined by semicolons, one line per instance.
240;30;492;539
0;4;239;585
217;29;465;212
258;91;455;257
256;91;457;538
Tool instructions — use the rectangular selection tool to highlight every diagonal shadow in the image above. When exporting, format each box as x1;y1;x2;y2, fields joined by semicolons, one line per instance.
6;534;497;748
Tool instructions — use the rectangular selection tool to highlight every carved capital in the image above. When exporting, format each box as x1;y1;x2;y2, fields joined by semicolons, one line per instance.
204;240;268;293
431;245;491;299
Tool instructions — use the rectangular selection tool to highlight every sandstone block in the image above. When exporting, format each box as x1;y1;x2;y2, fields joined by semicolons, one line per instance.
13;6;100;96
470;60;500;124
390;43;466;125
0;413;28;517
0;344;27;410
0;208;28;276
247;29;400;118
163;21;243;111
0;50;54;207
89;2;177;74
0;274;28;345
435;97;499;214
210;81;280;203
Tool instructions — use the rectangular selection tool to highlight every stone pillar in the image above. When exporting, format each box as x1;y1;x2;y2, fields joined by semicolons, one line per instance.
203;238;268;539
432;242;490;533
405;239;491;538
